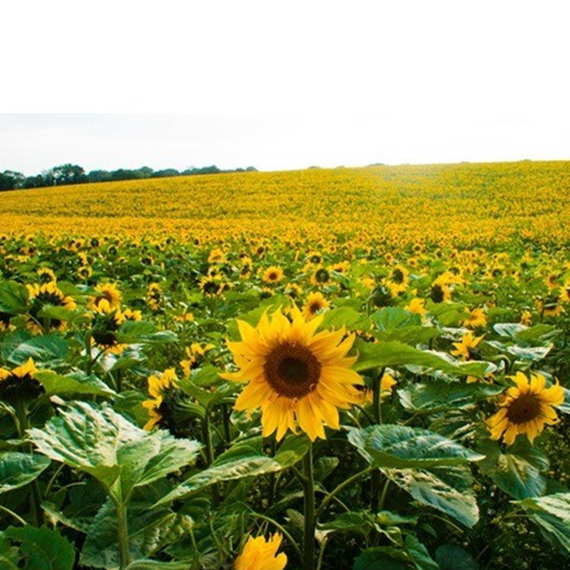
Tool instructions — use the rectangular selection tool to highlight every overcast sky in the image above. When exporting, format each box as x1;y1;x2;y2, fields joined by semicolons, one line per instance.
1;1;569;174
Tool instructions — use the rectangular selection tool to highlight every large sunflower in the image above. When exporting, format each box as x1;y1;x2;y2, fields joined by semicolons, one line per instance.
486;371;564;445
222;307;363;441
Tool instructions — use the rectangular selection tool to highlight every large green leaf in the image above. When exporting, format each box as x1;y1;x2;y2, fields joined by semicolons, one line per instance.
321;307;371;331
35;371;116;397
399;380;502;413
353;547;411;570
29;402;200;501
0;452;50;494
347;425;483;469
81;500;179;568
6;334;69;366
386;466;479;528
404;534;439;570
478;438;549;499
518;493;570;554
156;435;308;506
4;526;75;570
0;532;20;569
354;340;490;378
115;321;178;344
0;281;28;314
435;544;479;570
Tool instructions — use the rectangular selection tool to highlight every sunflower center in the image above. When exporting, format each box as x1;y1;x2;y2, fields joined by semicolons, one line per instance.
264;343;321;399
506;393;542;424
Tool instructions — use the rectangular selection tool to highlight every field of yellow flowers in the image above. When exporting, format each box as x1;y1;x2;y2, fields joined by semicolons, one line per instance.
0;160;569;569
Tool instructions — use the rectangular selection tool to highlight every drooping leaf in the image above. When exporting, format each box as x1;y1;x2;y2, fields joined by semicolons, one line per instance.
81;500;178;568
399;380;502;413
353;546;410;570
156;435;307;506
386;466;480;528
404;534;439;570
35;371;115;397
354;339;491;378
7;334;69;366
29;402;200;501
347;425;484;469
4;526;75;570
518;493;570;554
435;544;479;570
478;438;549;499
0;452;50;494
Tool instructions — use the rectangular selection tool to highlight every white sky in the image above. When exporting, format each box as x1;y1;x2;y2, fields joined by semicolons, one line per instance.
1;0;570;174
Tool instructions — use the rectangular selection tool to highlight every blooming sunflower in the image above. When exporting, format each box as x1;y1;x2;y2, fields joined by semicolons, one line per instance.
0;358;44;405
405;297;427;317
222;306;363;441
143;368;179;431
235;533;287;570
88;283;122;313
302;291;330;320
263;266;284;285
451;332;484;361
463;307;487;329
27;282;76;332
486;372;564;445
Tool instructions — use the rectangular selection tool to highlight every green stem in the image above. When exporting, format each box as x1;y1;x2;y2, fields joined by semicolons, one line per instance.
316;536;329;570
114;499;131;569
202;407;219;504
250;512;303;563
370;367;385;514
0;504;28;526
302;444;316;570
315;467;372;520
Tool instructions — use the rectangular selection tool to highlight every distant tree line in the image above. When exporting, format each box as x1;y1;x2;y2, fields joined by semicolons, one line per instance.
0;163;257;191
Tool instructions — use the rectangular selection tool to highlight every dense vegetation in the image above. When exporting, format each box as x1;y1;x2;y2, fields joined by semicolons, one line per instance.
0;161;569;569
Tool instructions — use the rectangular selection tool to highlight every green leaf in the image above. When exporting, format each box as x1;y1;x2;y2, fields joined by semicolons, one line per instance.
81;500;178;568
477;438;549;499
518;493;570;554
156;436;305;506
29;402;200;501
4;526;75;570
321;307;371;331
0;452;50;494
35;371;116;397
428;303;469;327
7;334;69;366
386;466;479;528
0;531;20;569
319;511;371;534
116;321;178;344
126;562;192;570
399;380;502;413
404;534;439;570
353;547;411;570
371;307;422;331
354;339;490;378
493;323;527;339
347;425;484;469
435;544;479;570
0;281;28;314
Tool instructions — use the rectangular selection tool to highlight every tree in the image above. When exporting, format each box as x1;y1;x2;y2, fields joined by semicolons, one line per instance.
0;170;25;191
49;164;88;186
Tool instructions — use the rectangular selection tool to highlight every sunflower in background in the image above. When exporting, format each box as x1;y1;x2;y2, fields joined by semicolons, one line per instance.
235;533;287;570
486;372;564;445
451;332;484;361
87;283;122;313
27;282;76;333
302;291;330;320
222;306;363;441
143;368;179;431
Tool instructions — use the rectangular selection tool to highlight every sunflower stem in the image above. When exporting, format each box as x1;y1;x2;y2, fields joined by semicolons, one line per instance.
202;406;220;504
302;443;316;570
370;368;384;514
113;497;131;569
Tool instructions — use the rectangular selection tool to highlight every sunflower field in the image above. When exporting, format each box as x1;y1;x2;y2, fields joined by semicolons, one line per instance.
0;161;569;570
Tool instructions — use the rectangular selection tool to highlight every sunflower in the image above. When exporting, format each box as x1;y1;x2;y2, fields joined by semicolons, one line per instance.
451;332;484;361
143;368;179;431
486;372;564;445
463;307;487;329
88;283;122;313
222;306;363;441
27;282;76;332
302;291;330;320
181;342;215;377
405;297;427;317
263;266;284;285
199;276;225;298
147;282;164;311
0;358;44;405
37;267;57;284
235;533;287;570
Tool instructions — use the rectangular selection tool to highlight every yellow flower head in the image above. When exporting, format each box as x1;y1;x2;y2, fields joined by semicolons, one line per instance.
405;298;427;317
263;266;284;285
222;306;363;441
88;283;122;313
143;368;179;431
235;533;287;570
302;291;330;320
463;308;487;329
486;372;564;445
451;332;484;361
0;358;43;404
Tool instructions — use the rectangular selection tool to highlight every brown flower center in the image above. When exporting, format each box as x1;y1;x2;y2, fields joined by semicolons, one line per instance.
264;343;321;399
506;393;542;424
